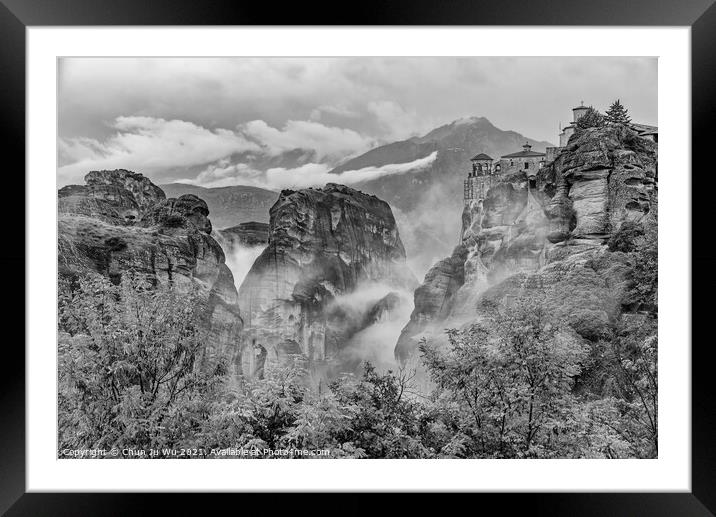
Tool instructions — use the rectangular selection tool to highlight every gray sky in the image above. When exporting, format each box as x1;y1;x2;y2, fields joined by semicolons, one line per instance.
58;57;657;188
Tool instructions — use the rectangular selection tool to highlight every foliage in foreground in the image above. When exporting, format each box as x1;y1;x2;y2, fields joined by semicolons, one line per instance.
58;274;224;452
58;226;657;458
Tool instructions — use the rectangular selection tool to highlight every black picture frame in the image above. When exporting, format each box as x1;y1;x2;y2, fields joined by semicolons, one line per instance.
2;0;712;514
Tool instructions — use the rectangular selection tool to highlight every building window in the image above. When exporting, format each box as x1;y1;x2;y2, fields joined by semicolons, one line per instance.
524;162;529;170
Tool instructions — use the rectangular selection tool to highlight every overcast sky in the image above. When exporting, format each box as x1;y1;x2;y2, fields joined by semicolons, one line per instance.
58;57;657;188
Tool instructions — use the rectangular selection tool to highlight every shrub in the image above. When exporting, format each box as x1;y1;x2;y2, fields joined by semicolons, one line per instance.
58;272;222;453
575;107;605;131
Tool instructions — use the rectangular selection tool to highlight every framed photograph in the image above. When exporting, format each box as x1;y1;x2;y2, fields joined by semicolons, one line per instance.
3;0;712;513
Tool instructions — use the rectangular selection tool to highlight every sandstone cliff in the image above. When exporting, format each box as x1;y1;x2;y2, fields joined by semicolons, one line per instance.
396;125;657;362
237;183;417;377
58;170;243;371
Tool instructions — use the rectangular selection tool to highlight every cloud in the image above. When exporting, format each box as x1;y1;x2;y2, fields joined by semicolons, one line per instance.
58;116;260;185
240;119;374;160
367;100;423;141
329;281;415;368
186;159;265;189
309;104;361;122
214;239;266;292
60;57;658;148
58;116;380;187
392;180;463;280
263;151;438;190
58;57;657;185
184;151;438;191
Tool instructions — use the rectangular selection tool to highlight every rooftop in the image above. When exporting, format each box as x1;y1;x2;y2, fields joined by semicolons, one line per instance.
501;150;547;158
470;153;493;161
501;142;545;159
631;123;658;134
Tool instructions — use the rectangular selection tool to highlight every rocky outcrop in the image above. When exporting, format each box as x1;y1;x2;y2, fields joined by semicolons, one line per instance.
396;174;549;360
394;244;468;361
478;244;633;341
396;125;657;361
58;170;242;371
59;169;166;225
238;183;417;376
540;125;657;242
139;194;213;234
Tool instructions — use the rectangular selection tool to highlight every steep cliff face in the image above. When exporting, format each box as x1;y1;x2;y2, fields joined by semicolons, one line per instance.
396;125;657;362
393;244;468;361
541;125;657;243
238;183;417;377
58;170;242;370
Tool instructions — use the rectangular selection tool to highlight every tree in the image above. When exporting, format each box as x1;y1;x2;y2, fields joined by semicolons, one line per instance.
605;99;632;126
199;361;431;458
630;216;658;313
420;297;600;458
575;107;605;131
58;273;223;454
196;362;309;456
586;317;658;459
612;322;658;458
327;363;429;458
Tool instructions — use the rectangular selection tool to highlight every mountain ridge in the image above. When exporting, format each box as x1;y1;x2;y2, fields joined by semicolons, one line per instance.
161;182;278;228
328;116;554;278
331;116;553;176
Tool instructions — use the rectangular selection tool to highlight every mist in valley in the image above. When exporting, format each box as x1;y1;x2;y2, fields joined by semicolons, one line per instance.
392;181;463;281
213;232;266;292
328;282;415;370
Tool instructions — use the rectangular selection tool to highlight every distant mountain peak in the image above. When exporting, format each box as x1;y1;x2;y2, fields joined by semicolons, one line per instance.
441;116;497;132
452;115;491;126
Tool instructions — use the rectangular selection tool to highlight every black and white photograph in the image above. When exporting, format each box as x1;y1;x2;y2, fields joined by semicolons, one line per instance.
55;56;658;460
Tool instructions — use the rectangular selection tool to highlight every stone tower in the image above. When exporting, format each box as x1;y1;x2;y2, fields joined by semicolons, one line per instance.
559;101;591;147
572;101;590;122
464;153;495;205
